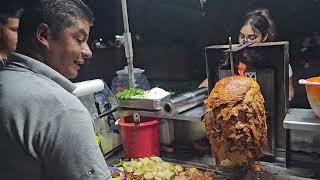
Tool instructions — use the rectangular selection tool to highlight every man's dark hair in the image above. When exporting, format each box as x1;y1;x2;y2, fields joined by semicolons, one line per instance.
19;0;94;42
0;2;24;25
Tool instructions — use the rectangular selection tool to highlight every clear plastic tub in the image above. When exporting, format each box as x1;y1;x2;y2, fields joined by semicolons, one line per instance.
98;130;113;154
111;66;150;93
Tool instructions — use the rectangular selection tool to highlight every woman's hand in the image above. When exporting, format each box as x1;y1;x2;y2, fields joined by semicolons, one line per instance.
289;77;295;101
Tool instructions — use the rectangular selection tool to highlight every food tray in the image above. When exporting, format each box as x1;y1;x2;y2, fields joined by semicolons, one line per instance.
104;147;317;180
117;94;172;111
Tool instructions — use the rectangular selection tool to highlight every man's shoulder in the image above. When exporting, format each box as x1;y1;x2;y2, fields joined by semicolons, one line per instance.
1;70;83;111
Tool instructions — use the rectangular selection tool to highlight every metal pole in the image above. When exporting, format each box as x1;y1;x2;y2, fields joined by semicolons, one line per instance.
120;0;135;88
229;37;235;75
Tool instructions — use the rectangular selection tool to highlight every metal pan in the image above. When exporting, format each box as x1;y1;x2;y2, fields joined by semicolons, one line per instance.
118;93;172;111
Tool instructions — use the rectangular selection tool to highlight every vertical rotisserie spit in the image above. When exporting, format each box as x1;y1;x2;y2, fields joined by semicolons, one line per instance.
204;76;268;167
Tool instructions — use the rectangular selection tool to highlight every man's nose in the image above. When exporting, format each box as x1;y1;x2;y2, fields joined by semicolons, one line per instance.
82;43;92;59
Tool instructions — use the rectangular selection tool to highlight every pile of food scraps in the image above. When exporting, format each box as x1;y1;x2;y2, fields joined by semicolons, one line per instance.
111;156;214;180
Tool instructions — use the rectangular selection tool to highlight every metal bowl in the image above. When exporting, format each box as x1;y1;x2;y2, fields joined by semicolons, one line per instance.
305;76;320;118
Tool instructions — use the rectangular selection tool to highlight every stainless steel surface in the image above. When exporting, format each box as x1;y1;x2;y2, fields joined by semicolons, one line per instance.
284;108;320;131
118;94;172;110
118;105;205;122
105;147;318;180
224;41;255;53
163;88;207;115
193;160;316;180
207;41;291;49
174;117;206;146
284;108;320;154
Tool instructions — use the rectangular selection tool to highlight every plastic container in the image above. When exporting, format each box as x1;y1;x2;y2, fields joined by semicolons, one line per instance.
111;66;150;93
118;118;160;158
97;119;122;154
305;76;320;118
98;130;114;154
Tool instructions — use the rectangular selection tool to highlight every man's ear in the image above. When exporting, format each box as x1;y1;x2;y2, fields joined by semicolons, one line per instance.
36;23;51;49
263;34;268;42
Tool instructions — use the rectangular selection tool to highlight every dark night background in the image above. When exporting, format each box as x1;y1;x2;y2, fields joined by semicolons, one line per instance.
22;0;320;108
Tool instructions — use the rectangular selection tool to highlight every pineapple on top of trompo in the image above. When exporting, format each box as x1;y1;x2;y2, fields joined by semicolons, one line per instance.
204;76;267;166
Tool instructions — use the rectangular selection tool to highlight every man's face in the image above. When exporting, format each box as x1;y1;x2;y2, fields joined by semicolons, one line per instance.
0;17;19;55
46;19;92;79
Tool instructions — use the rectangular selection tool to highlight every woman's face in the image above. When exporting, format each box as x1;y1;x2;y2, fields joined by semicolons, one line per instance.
238;24;266;44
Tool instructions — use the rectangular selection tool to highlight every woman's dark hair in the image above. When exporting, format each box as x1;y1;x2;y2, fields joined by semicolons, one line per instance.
242;8;276;42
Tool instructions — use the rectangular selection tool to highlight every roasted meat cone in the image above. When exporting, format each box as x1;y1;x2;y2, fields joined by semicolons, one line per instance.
203;76;267;166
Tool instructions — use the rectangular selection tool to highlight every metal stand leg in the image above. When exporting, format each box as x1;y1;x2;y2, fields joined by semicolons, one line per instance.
285;129;290;168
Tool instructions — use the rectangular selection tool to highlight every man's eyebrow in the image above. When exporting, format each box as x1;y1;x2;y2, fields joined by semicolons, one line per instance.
74;28;88;40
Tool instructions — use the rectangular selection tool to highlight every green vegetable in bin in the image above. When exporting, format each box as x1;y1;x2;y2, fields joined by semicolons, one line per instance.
113;159;125;168
116;87;145;100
